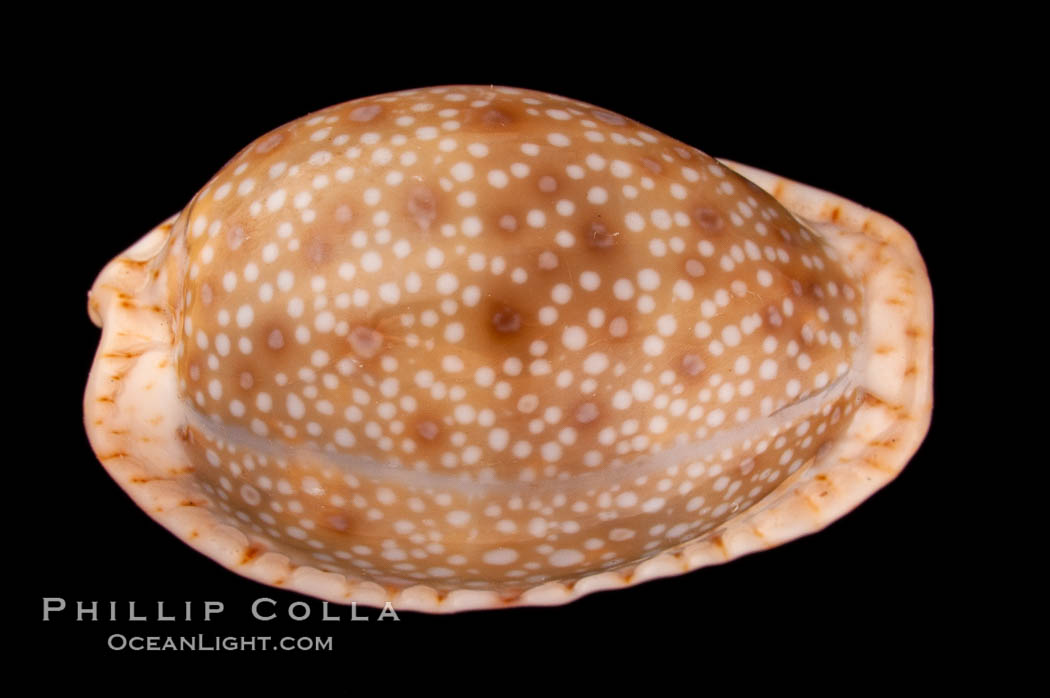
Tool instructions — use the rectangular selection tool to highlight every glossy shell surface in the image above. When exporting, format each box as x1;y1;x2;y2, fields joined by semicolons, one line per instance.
84;85;932;612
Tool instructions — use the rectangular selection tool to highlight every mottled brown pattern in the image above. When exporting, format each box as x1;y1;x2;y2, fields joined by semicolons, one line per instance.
84;86;932;611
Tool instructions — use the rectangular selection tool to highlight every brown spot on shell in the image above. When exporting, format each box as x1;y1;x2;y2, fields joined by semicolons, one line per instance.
684;259;705;277
641;157;663;174
680;353;706;377
255;132;283;154
240;545;263;564
586;220;619;249
498;214;518;232
226;225;245;251
693;206;724;232
765;305;784;327
349;104;382;122
592;109;626;126
416;420;440;441
407;185;437;232
491;305;522;334
305;237;330;267
348;326;384;359
322;513;352;532
266;328;285;350
335;205;353;223
481;108;512;126
575;402;600;424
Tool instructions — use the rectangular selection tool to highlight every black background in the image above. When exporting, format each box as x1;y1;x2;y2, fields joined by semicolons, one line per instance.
16;19;977;669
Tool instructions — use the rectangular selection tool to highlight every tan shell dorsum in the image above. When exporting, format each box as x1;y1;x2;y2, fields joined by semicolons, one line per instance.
84;85;932;613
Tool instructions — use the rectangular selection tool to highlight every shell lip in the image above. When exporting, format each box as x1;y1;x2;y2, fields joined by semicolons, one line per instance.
82;158;933;614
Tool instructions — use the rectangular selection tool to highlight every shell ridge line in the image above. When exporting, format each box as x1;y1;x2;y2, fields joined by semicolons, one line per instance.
178;366;858;496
